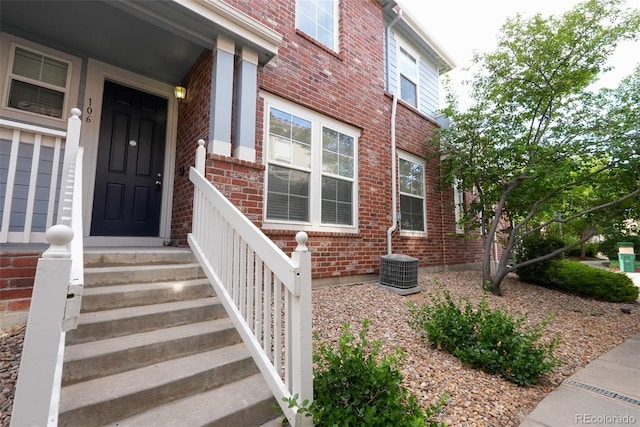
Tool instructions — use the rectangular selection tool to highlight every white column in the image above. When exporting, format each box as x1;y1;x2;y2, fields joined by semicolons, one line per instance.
233;47;259;162
210;36;236;156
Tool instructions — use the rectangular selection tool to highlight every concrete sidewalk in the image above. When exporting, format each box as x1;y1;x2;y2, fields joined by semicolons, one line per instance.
520;332;640;426
520;266;640;426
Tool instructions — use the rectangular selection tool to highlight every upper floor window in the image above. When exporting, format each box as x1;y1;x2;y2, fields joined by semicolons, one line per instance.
398;152;426;233
399;45;418;107
263;93;359;232
296;0;338;51
1;33;81;127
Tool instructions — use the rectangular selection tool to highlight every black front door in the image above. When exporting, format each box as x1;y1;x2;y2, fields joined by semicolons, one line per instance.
91;81;167;236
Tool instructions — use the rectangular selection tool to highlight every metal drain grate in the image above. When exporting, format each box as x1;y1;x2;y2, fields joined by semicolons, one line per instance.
565;380;640;406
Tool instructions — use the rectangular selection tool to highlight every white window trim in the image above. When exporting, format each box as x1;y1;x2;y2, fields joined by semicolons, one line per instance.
296;0;339;52
261;91;360;233
396;35;420;108
0;33;82;129
398;150;427;236
453;179;464;234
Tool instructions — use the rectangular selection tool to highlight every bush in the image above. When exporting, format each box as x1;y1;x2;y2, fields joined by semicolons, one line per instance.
408;291;561;386
515;233;566;286
599;235;640;261
286;319;447;426
547;260;639;302
565;242;598;258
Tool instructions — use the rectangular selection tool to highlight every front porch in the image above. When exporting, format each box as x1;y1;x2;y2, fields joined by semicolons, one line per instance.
0;0;283;322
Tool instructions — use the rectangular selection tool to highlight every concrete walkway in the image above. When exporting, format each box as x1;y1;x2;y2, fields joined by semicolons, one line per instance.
520;267;640;426
520;333;640;426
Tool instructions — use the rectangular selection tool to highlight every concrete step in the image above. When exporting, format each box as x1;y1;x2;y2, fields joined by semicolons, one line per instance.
63;318;241;385
80;278;213;311
84;263;205;287
58;344;260;427
84;247;198;267
66;297;226;345
60;248;276;426
106;373;279;427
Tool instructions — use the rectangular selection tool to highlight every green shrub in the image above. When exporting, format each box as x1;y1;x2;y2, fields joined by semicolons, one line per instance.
547;260;639;302
599;235;640;260
286;319;447;426
515;233;566;286
565;242;598;258
408;291;561;386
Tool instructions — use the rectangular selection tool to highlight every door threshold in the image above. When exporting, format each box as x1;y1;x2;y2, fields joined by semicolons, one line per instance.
84;236;168;247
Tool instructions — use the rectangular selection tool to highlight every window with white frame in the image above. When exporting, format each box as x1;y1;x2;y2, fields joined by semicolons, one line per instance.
264;94;359;232
1;34;81;126
6;46;70;118
398;45;418;107
296;0;338;51
398;152;425;232
453;179;464;234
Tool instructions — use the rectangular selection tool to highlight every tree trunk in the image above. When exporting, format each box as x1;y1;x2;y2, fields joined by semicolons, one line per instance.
489;266;509;296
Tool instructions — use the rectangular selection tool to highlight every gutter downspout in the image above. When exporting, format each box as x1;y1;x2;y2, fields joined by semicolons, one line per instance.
386;6;403;255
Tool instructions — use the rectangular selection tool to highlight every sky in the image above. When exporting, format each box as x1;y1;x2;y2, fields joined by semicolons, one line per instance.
400;0;640;93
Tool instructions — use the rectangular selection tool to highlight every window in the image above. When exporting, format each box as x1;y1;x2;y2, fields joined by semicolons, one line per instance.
453;179;464;234
398;152;425;232
321;128;354;225
7;47;70;118
1;34;81;127
296;0;338;50
398;45;418;107
263;94;359;232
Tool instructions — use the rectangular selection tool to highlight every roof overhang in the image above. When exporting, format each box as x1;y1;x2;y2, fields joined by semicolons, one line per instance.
0;0;282;85
377;0;456;74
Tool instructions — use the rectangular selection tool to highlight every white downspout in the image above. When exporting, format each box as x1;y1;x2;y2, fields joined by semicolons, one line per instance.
386;7;403;255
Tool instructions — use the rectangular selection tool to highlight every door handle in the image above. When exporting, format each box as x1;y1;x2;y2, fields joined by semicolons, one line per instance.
155;180;162;190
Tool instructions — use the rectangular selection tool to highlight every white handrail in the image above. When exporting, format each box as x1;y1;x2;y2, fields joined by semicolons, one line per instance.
10;109;85;426
188;139;313;426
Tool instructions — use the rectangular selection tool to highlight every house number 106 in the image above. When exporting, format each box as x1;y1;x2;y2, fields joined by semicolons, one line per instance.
86;98;93;123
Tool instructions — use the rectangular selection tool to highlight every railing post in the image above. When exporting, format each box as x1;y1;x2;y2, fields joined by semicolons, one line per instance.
196;138;206;174
290;231;313;426
11;224;74;427
57;108;82;224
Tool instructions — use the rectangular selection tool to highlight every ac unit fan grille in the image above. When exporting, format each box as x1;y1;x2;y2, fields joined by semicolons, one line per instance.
379;254;418;289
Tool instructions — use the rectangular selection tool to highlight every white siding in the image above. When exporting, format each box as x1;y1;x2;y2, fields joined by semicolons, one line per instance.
388;30;440;118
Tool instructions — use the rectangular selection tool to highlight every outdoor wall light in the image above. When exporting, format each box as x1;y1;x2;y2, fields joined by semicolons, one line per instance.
174;84;187;101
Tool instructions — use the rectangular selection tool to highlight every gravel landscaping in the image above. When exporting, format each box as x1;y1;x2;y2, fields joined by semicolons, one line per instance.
313;271;640;426
2;270;639;426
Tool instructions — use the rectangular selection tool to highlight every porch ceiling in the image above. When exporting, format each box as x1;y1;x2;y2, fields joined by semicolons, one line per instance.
1;0;280;85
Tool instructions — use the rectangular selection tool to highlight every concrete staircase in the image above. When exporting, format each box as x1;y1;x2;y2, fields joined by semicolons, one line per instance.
58;248;279;427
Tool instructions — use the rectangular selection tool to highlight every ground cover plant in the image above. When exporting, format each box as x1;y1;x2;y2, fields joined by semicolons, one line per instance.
408;291;562;386
285;319;447;426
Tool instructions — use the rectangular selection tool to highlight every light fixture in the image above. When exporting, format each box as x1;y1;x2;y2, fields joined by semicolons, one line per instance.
174;84;187;101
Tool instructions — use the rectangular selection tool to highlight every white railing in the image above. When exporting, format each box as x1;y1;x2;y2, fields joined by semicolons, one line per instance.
10;109;85;427
0;115;71;243
188;139;313;427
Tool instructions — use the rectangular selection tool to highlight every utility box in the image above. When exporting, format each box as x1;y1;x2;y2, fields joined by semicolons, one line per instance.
617;242;636;273
379;254;421;295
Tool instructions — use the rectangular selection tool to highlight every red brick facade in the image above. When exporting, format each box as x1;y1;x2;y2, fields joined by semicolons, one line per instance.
0;251;39;320
0;1;484;321
170;0;483;278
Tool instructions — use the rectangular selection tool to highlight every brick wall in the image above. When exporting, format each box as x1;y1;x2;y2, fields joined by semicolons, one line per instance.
171;50;213;246
0;251;40;321
170;0;484;276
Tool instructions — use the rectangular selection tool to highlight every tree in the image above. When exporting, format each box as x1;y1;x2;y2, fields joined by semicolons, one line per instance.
434;0;640;295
